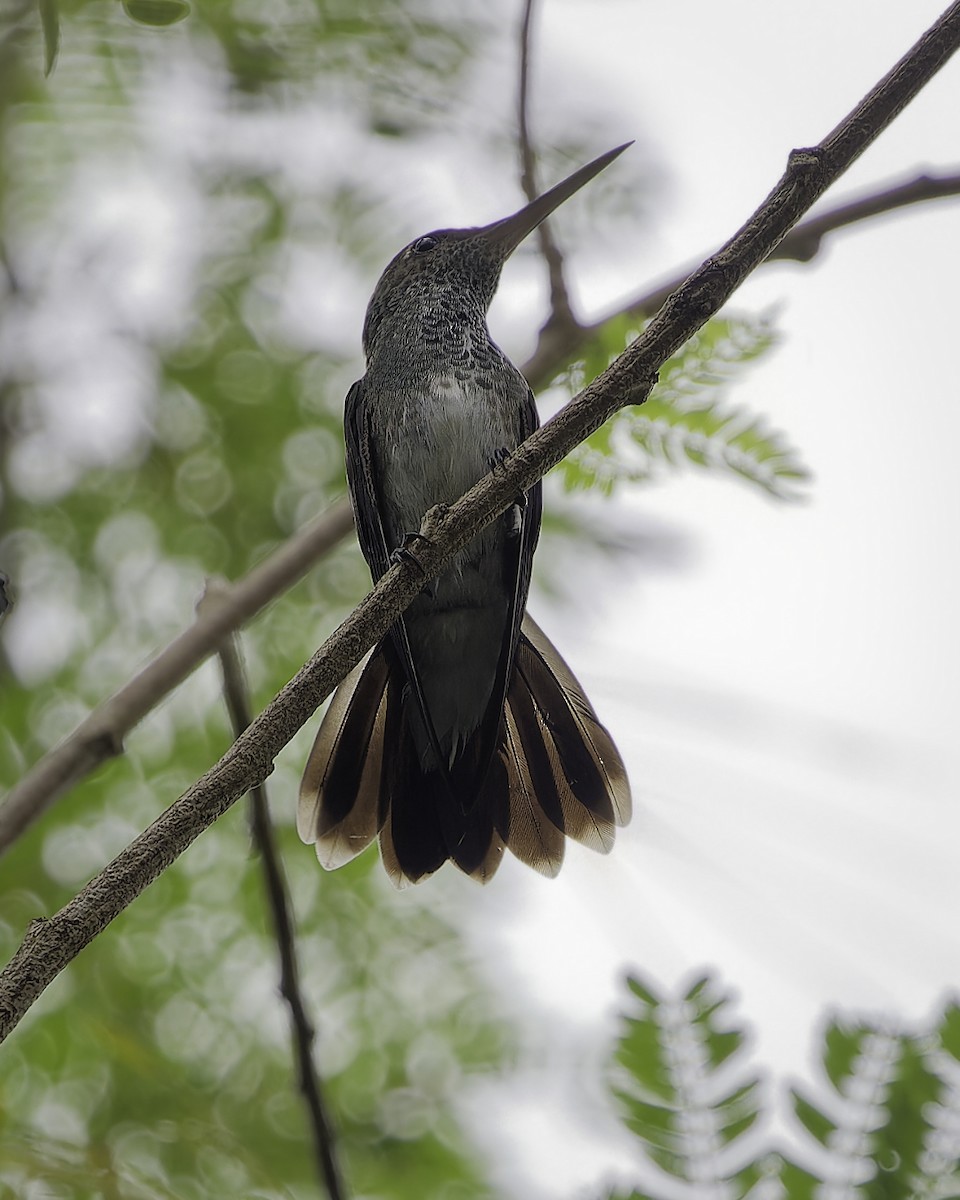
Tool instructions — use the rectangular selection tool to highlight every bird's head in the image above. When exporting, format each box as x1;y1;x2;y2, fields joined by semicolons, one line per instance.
362;142;631;357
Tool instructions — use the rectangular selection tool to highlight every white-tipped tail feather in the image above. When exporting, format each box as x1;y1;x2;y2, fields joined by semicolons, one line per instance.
298;614;631;885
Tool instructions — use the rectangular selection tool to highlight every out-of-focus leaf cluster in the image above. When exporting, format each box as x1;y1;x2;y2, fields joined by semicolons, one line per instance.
0;793;506;1197
18;0;480;104
607;971;960;1200
788;1005;960;1198
609;973;765;1199
0;1;510;1196
0;0;496;774
557;312;809;498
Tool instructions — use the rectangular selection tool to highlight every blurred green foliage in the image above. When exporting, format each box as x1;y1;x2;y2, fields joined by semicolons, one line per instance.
557;312;808;498
0;1;512;1195
609;974;765;1199
608;972;960;1200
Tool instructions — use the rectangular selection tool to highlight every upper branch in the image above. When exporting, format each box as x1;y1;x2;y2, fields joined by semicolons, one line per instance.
522;166;960;385
765;168;960;261
2;0;958;1043
516;0;576;329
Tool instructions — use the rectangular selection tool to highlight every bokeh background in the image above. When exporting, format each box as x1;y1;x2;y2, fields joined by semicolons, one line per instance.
2;0;959;1196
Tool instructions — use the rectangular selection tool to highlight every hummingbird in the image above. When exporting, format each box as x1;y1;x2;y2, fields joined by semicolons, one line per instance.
298;144;632;885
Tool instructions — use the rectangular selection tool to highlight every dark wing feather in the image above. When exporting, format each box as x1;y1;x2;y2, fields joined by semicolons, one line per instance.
453;381;543;806
302;380;452;875
345;377;454;791
344;378;391;580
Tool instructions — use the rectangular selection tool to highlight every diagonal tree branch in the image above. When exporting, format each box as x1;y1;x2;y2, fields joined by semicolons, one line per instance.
517;0;575;328
523;166;960;384
0;572;11;626
4;167;956;864
2;165;959;867
2;0;959;1043
213;612;347;1200
0;501;354;857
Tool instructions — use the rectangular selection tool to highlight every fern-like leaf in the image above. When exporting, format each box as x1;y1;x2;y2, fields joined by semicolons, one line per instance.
611;972;764;1189
907;1002;960;1199
608;975;960;1200
555;312;809;499
789;1004;960;1198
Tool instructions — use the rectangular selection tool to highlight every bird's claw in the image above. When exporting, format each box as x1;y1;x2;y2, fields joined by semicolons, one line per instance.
489;448;527;537
391;532;434;578
505;502;523;540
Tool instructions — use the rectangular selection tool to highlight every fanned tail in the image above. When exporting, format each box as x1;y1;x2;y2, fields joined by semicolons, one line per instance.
298;617;631;886
501;614;632;872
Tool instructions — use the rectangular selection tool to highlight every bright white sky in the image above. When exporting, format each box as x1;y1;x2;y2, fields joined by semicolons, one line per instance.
390;2;960;1194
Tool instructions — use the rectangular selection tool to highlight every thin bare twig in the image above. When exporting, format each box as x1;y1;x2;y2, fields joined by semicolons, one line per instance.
523;167;960;383
2;0;959;1044
0;573;11;626
212;609;347;1200
0;500;355;857
517;0;575;328
765;167;960;259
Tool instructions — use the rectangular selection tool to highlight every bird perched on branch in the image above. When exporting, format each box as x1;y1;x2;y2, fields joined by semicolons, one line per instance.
299;145;632;885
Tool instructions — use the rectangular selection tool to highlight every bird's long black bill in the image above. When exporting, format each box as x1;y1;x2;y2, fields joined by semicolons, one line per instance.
479;141;632;257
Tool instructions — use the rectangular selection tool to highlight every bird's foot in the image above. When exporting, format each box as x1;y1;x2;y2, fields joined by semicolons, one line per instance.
489;449;527;539
390;532;434;577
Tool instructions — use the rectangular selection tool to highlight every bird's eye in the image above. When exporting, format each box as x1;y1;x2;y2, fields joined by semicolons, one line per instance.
412;235;439;254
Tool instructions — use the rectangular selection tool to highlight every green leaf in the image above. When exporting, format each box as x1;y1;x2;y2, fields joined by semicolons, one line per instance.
610;971;764;1191
823;1019;869;1093
612;1089;679;1152
615;1015;674;1104
556;312;810;499
776;1157;821;1200
872;1035;953;1199
122;0;191;26
704;1027;745;1071
37;0;60;75
715;1080;763;1145
790;1015;960;1200
627;975;663;1007
937;1001;960;1061
790;1087;839;1147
